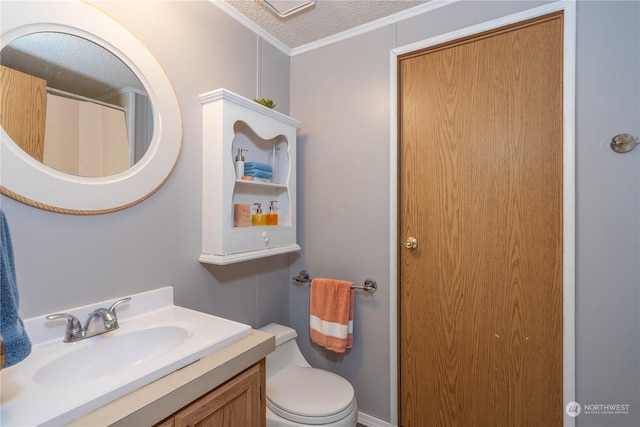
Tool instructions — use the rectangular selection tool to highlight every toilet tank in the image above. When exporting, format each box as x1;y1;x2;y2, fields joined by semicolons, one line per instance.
260;323;310;379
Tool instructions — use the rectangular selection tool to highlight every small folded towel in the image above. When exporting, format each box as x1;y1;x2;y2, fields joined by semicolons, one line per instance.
309;278;354;353
0;209;31;368
244;162;272;173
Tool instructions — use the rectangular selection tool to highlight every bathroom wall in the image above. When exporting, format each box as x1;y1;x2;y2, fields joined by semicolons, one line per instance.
3;1;638;425
290;0;639;425
575;1;640;426
1;0;292;329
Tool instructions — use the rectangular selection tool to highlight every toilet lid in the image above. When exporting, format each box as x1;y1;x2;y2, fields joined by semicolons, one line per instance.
267;366;356;425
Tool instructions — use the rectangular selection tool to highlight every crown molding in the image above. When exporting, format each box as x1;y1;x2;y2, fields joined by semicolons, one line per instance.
290;0;460;56
211;0;461;57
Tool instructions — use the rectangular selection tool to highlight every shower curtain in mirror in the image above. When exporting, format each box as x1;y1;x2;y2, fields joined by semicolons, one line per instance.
43;94;129;177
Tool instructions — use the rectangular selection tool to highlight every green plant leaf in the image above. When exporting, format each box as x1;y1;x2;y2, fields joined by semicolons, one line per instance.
253;98;276;109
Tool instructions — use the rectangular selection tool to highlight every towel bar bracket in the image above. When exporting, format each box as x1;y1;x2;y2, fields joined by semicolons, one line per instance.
292;270;311;284
360;278;377;293
292;270;377;293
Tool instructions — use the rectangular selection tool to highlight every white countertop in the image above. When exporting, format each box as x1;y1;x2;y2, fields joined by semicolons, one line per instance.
68;329;274;426
0;287;275;426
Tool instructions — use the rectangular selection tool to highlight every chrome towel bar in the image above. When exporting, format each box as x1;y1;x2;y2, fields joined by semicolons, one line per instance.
292;270;377;293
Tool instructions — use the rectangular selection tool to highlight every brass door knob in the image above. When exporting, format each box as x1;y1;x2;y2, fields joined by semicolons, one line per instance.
404;237;418;249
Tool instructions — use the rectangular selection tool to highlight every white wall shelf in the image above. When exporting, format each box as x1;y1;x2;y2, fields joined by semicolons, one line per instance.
199;88;300;265
234;179;287;190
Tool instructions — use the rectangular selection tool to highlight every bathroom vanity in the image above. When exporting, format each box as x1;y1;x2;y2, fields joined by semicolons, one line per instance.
0;287;274;426
72;332;272;427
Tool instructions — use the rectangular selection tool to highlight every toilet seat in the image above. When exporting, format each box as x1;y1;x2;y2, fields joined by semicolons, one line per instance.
266;365;356;425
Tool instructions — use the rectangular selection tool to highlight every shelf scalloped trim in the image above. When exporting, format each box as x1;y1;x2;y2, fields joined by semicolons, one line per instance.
234;119;289;150
199;244;301;266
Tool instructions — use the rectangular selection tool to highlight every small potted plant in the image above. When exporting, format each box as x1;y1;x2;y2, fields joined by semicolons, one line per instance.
253;98;276;109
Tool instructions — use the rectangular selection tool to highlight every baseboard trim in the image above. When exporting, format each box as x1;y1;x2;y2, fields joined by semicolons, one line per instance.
358;412;397;427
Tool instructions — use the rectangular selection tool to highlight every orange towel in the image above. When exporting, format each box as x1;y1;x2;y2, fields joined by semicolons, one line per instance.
309;278;354;353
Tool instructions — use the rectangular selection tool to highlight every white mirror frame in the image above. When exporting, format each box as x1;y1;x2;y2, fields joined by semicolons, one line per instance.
0;1;182;214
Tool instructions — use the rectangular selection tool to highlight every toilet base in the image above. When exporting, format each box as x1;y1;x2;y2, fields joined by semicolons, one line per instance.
266;403;358;427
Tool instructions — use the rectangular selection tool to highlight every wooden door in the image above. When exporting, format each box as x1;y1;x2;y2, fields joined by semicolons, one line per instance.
399;13;563;426
0;65;47;161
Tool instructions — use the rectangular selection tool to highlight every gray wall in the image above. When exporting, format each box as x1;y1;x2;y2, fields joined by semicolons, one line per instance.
575;1;640;426
291;0;639;424
1;0;292;330
290;21;396;422
3;1;638;426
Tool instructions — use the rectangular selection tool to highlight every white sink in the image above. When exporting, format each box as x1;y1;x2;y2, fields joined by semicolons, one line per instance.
0;287;252;426
33;325;189;386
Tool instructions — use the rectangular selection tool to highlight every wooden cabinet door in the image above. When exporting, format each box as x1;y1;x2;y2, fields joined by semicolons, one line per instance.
173;362;264;427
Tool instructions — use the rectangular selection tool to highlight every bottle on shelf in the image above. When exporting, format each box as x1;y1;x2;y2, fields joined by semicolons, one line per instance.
252;202;267;226
266;200;278;226
235;148;247;179
234;203;250;227
268;145;278;184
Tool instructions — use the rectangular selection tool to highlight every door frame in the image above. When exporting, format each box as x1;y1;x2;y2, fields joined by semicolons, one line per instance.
388;2;576;425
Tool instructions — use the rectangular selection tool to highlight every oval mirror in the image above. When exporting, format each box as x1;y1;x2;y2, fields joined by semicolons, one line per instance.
0;32;153;177
2;32;153;178
0;1;182;214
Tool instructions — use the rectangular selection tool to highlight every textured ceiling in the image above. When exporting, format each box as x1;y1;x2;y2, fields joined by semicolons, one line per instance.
2;32;144;99
1;1;431;97
225;0;429;49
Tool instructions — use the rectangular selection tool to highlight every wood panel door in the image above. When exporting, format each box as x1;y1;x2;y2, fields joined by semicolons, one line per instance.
398;13;564;427
0;65;47;162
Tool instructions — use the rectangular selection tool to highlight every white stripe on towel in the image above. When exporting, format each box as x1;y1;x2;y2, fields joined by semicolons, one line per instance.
310;315;353;338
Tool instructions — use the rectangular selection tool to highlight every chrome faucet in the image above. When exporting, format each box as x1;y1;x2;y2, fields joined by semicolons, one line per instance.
46;297;131;343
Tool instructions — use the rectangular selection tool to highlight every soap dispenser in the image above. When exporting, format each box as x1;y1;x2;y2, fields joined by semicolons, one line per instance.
235;148;247;179
266;200;278;226
252;202;267;226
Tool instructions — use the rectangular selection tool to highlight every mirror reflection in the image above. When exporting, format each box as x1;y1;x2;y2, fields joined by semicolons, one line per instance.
0;32;153;178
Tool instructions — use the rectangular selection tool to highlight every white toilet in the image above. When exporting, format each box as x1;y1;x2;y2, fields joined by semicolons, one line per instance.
259;323;358;427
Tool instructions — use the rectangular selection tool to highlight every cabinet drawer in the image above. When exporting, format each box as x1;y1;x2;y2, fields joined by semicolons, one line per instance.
231;227;295;254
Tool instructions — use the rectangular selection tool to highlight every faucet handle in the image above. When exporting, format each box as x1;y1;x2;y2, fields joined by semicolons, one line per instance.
46;313;83;342
46;312;82;326
108;297;131;314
